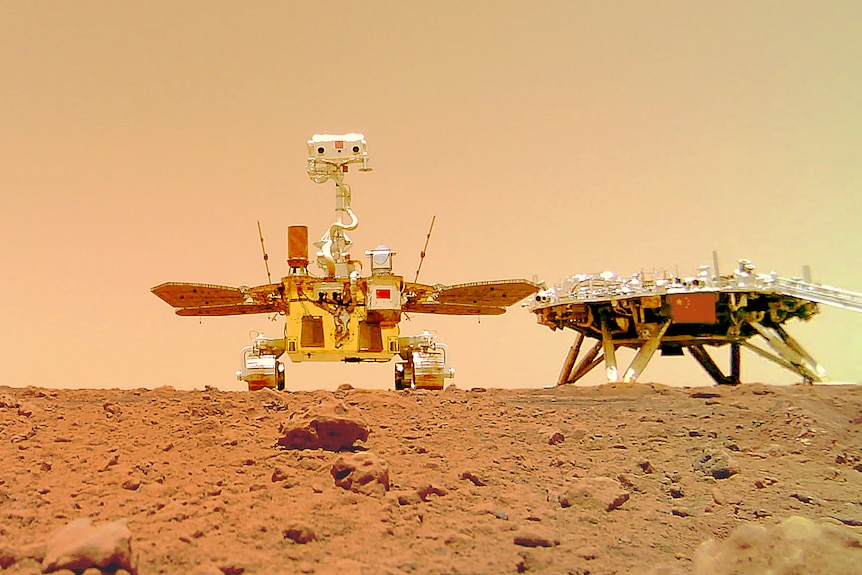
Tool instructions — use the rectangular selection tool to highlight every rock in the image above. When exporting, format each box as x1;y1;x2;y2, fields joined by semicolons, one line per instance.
0;395;20;409
0;548;17;569
42;518;133;573
271;467;294;483
443;531;472;547
513;526;560;548
277;400;369;451
102;403;122;417
459;471;487;486
790;492;822;505
616;474;638;492
283;524;317;544
100;454;120;472
330;452;390;495
547;431;565;445
392;490;422;506
1;541;44;568
693;516;862;575
560;477;630;512
831;516;862;527
416;484;447;501
693;448;739;480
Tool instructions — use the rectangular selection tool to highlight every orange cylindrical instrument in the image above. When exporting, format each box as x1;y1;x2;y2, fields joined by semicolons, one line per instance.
288;225;309;270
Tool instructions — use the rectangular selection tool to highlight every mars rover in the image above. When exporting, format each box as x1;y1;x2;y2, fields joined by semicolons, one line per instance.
152;134;537;390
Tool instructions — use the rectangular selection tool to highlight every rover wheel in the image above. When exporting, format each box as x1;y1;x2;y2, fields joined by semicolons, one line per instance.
394;364;406;390
276;361;286;391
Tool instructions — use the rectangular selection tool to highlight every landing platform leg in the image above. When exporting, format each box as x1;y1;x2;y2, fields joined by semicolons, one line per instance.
774;325;827;380
557;332;584;386
740;341;801;377
748;322;824;383
556;336;604;385
730;343;741;384
622;321;670;383
601;316;619;382
568;341;603;384
688;344;741;385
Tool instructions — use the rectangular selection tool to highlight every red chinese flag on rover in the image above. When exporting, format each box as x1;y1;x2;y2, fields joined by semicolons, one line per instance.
375;288;391;300
669;292;717;324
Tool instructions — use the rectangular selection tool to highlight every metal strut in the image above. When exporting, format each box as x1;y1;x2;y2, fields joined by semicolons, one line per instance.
745;321;825;383
622;320;671;383
557;320;671;385
687;343;741;385
601;314;619;382
556;336;603;385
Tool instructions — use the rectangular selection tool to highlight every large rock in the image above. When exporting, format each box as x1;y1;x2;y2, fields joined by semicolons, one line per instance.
693;448;740;480
559;477;630;512
513;525;560;548
283;523;317;544
42;518;133;573
330;452;390;495
693;516;862;575
277;400;369;451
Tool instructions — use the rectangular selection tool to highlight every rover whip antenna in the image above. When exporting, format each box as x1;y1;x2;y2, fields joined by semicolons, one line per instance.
257;220;272;285
414;215;436;284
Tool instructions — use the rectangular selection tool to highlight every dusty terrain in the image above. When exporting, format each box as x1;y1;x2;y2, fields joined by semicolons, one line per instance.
1;382;861;575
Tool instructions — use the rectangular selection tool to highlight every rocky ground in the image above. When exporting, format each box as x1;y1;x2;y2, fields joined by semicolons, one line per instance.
1;382;861;575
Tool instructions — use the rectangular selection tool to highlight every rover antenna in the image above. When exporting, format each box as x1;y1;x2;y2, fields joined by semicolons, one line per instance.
414;215;436;284
257;220;272;285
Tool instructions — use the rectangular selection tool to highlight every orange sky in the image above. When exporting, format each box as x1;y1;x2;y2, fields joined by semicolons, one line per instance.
1;1;860;391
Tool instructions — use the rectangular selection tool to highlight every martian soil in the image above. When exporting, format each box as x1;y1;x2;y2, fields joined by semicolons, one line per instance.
1;381;861;575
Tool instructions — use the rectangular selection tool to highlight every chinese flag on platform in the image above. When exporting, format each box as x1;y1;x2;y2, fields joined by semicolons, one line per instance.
669;292;718;324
